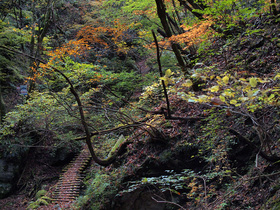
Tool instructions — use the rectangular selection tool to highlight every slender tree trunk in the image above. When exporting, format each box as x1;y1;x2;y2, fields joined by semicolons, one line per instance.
152;30;171;118
178;0;204;20
0;85;6;123
171;0;183;28
155;0;190;74
29;0;53;93
271;0;279;16
28;0;36;93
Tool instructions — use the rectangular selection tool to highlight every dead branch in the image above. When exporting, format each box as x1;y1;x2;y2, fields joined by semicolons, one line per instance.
75;119;147;141
229;128;280;162
152;194;187;210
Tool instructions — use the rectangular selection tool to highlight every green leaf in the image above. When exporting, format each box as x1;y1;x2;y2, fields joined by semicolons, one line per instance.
267;94;275;101
249;77;258;87
142;177;148;183
188;99;196;103
219;95;226;102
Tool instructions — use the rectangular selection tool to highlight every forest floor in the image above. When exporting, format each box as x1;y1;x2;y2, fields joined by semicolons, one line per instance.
0;145;66;209
0;146;91;209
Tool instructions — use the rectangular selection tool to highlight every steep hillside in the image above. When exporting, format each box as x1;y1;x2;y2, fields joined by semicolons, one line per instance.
76;14;280;210
0;2;280;210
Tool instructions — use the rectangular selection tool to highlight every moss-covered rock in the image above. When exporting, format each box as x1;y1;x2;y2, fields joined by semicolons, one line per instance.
27;195;51;209
35;189;47;199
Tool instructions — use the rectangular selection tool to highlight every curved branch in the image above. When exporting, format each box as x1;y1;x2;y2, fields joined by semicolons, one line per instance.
229;128;280;162
0;45;129;166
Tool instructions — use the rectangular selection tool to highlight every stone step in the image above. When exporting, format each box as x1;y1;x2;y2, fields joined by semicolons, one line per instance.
49;147;92;205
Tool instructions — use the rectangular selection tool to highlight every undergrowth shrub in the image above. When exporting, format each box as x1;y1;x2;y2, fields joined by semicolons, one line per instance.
76;168;124;210
0;91;81;156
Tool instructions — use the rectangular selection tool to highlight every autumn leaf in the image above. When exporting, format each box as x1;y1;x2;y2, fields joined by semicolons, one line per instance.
274;73;280;80
182;79;193;87
165;69;173;77
249;77;258;87
211;97;224;105
219;95;226;102
222;75;229;84
210;85;219;92
230;99;238;105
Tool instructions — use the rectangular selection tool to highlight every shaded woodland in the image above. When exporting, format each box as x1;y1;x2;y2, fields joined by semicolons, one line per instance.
0;0;280;209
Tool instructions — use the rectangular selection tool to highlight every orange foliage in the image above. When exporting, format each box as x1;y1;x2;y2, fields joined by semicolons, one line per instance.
27;39;90;81
47;40;89;60
133;10;146;16
169;21;213;49
27;18;131;81
40;39;90;69
77;19;131;54
27;18;132;82
145;21;213;52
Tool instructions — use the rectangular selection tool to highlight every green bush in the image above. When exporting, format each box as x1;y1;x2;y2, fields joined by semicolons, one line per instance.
77;168;124;210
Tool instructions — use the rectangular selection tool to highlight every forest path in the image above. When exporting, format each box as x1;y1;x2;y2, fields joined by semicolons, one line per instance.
52;144;91;202
38;145;91;209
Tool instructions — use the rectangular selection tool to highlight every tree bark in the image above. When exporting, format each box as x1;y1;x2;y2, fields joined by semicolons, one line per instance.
178;0;204;20
0;85;6;123
271;0;279;16
178;0;224;34
152;30;171;118
155;0;190;74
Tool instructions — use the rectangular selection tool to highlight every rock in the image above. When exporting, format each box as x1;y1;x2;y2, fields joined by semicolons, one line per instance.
0;183;13;199
135;143;205;178
35;189;47;199
113;188;165;210
0;159;21;198
49;147;76;166
0;159;20;182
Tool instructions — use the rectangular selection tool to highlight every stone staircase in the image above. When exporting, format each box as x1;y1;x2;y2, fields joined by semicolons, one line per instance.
37;145;91;209
52;146;91;203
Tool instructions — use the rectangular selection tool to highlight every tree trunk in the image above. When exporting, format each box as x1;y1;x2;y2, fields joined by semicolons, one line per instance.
155;0;190;74
178;0;204;20
29;0;53;93
271;0;279;16
0;85;6;123
178;0;224;34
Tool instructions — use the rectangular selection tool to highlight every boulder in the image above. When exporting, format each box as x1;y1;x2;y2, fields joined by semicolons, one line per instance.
0;183;13;199
0;159;21;198
49;147;76;166
0;159;19;182
113;188;165;210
